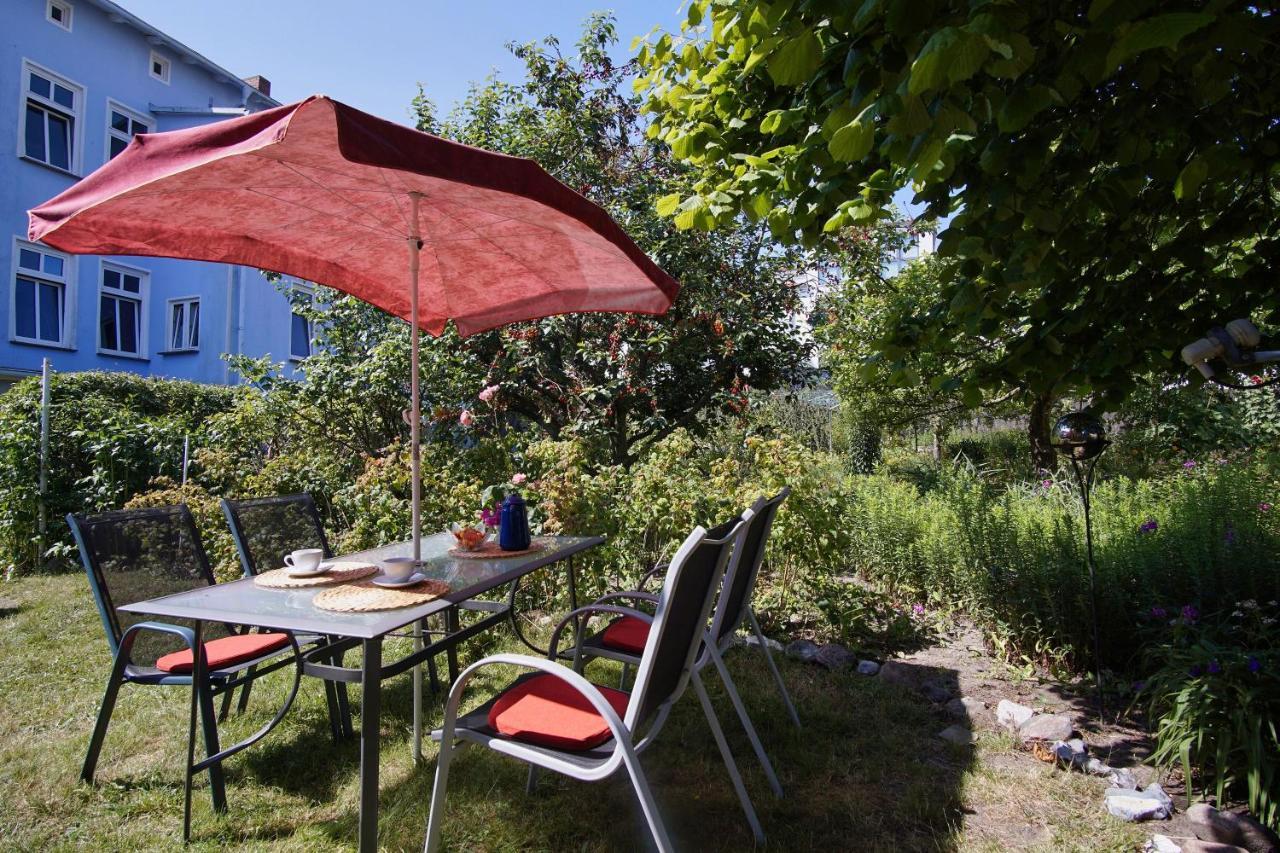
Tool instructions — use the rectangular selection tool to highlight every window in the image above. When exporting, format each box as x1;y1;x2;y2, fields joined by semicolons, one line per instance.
21;62;82;174
287;281;315;359
98;263;147;356
167;297;200;351
106;102;151;160
47;1;72;31
11;240;72;347
290;305;312;359
149;51;170;84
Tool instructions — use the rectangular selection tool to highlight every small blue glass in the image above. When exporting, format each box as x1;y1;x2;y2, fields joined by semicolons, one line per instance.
498;492;531;551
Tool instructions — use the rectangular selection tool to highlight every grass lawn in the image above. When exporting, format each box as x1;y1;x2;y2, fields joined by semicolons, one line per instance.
0;573;1148;851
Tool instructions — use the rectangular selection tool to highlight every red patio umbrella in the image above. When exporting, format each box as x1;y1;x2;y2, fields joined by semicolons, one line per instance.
29;94;680;754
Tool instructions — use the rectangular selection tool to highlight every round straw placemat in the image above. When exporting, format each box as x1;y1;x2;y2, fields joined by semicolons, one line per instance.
448;539;548;560
253;561;378;589
312;577;451;612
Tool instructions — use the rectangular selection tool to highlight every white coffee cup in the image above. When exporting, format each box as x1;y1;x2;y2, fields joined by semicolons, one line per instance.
380;556;417;582
284;548;324;575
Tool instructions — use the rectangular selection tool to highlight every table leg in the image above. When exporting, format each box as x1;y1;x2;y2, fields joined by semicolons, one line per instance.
358;637;382;853
567;555;581;651
444;607;460;683
413;618;423;763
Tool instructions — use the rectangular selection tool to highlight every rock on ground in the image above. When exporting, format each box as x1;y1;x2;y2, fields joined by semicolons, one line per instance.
856;659;880;676
946;696;988;719
937;724;976;746
1182;841;1253;853
785;639;820;663
741;633;784;652
996;699;1035;731
816;643;858;670
1018;713;1075;743
1187;803;1280;853
1106;784;1174;822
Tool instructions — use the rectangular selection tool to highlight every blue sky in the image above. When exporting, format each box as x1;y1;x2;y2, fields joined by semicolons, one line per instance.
119;1;686;124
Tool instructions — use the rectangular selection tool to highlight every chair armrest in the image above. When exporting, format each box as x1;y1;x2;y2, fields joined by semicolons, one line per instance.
439;653;631;749
548;604;653;661
118;620;199;668
593;591;659;609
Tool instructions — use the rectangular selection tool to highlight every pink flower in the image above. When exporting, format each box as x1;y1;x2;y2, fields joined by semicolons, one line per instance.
512;473;527;485
1261;502;1273;513
458;409;474;427
478;384;499;403
911;603;926;616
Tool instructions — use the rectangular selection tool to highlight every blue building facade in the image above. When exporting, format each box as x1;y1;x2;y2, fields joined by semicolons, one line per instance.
1;0;314;389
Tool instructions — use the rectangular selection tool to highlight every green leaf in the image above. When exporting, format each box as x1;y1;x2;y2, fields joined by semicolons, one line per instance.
947;33;990;84
745;192;773;221
821;104;858;140
767;31;823;86
655;193;682;216
1174;157;1208;200
686;1;704;28
997;85;1055;133
828;118;875;162
1107;13;1214;69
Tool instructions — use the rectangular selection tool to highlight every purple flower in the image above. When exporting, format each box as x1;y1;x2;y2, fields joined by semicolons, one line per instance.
1189;664;1204;678
1181;604;1200;623
1131;680;1147;692
911;603;926;616
1183;459;1197;470
1040;479;1053;489
1139;519;1159;534
1149;606;1168;619
1261;502;1273;513
1248;656;1262;673
1208;659;1223;675
479;505;501;527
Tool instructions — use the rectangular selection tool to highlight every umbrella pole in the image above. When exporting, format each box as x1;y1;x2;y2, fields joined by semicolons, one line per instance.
408;191;425;762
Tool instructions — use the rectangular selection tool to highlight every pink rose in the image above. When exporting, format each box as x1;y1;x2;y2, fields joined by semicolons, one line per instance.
459;409;474;427
478;384;499;403
512;472;527;485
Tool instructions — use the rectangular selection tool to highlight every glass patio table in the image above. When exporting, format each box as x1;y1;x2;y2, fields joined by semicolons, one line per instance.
119;531;603;853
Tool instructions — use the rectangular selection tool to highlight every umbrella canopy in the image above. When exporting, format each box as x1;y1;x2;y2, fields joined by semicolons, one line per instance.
28;94;679;336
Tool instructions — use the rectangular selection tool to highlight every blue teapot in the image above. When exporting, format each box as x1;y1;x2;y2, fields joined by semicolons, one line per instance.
498;492;531;551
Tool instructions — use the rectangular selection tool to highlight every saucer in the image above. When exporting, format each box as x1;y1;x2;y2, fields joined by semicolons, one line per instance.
371;571;429;588
285;562;332;578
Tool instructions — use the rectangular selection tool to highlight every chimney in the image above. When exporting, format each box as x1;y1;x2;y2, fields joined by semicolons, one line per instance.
243;75;271;98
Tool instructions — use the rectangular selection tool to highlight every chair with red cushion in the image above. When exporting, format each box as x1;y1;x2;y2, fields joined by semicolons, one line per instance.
424;520;765;852
68;504;309;840
572;488;797;803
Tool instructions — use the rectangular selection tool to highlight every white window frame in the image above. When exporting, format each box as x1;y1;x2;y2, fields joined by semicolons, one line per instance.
104;99;152;163
287;280;315;361
9;237;76;350
47;0;73;31
164;296;201;353
96;260;149;358
18;59;85;176
149;50;171;84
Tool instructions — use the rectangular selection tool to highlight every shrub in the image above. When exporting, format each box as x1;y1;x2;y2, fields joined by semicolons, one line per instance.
124;478;242;582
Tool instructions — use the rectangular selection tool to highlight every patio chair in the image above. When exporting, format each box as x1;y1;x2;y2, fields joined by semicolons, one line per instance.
220;493;362;736
424;519;766;852
68;504;305;840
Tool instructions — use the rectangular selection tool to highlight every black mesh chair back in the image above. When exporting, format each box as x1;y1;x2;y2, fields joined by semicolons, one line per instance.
221;494;332;577
630;517;741;726
712;488;789;645
68;504;221;664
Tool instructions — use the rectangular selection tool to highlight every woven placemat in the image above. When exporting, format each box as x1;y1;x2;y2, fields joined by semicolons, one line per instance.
312;577;451;612
253;561;378;589
448;539;548;560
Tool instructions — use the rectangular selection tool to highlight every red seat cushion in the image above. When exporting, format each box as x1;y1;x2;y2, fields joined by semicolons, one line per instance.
600;615;650;654
488;673;630;750
155;632;292;673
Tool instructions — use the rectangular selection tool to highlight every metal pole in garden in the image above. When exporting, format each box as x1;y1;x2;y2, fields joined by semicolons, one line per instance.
38;358;50;569
1070;455;1105;718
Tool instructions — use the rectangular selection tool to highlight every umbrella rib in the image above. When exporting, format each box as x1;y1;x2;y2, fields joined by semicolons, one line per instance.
242;187;397;239
265;157;407;235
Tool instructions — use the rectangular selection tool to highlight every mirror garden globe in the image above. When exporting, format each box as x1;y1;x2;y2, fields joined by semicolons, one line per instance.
1051;412;1108;460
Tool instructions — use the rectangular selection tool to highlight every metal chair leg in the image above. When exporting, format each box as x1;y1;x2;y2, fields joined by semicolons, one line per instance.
708;645;783;797
619;742;676;853
82;651;128;783
747;607;800;728
235;665;256;715
691;671;765;844
218;685;235;723
196;673;228;812
424;720;456;852
525;765;539;795
619;662;631;690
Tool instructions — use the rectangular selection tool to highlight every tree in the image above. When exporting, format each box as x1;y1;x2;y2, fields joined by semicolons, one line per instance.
408;14;815;466
637;1;1280;466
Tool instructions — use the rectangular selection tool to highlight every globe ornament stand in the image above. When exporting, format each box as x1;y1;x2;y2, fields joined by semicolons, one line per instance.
1051;411;1109;717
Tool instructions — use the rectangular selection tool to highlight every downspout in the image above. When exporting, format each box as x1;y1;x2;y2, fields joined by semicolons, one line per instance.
224;265;242;383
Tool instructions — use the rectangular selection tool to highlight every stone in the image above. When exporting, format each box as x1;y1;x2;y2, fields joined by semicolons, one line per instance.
922;682;953;703
1051;738;1089;768
1106;784;1174;822
785;639;820;664
996;699;1035;731
946;697;987;719
1018;713;1075;742
1187;803;1280;853
937;724;976;746
815;643;858;670
741;633;784;653
1181;842;1252;853
0;596;17;616
877;660;914;688
1146;835;1182;853
856;659;880;676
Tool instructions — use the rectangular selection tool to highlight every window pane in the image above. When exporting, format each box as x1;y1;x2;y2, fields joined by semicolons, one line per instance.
130;119;147;136
43;255;63;277
15;277;36;339
38;282;61;342
100;295;117;351
119;300;138;353
291;313;310;357
189;302;199;347
103;269;120;290
53;84;74;109
29;73;51;99
50;5;65;23
109;136;127;159
170;303;183;349
18;249;41;271
122;274;140;293
111;110;128;132
24;105;46;162
47;112;70;170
